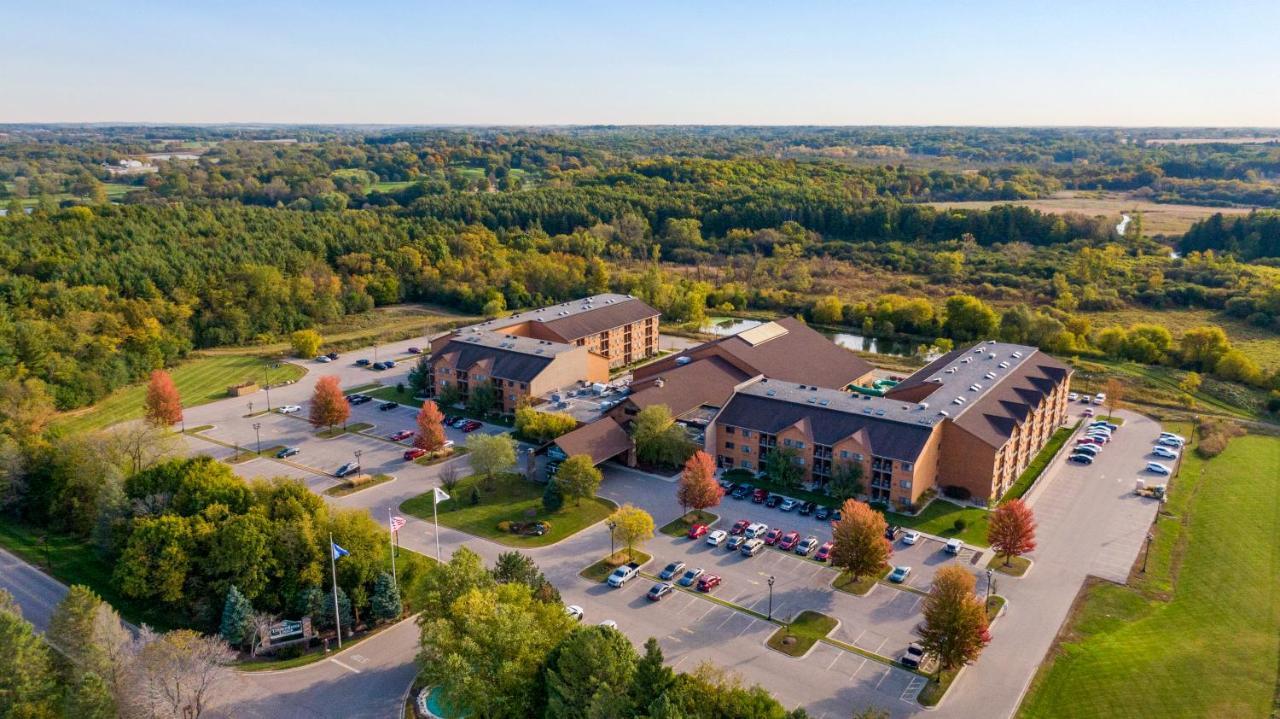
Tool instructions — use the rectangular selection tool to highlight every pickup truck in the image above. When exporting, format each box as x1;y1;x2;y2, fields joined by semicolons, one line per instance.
607;562;641;588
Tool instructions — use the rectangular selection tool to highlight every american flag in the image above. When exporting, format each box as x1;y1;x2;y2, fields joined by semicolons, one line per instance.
389;515;407;533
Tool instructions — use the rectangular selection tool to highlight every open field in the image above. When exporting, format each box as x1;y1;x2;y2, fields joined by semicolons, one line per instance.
54;355;307;434
1017;432;1280;719
3;181;135;208
922;191;1257;236
197;304;475;357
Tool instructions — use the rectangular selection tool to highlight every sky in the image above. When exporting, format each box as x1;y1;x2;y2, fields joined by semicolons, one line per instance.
4;0;1279;126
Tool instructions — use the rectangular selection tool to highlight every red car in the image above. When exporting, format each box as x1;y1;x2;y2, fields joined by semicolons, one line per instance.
815;541;834;562
1076;437;1102;446
687;523;709;540
696;574;722;592
404;447;427;461
777;531;801;551
461;420;482;433
730;519;750;536
763;527;784;545
388;430;414;441
752;488;769;504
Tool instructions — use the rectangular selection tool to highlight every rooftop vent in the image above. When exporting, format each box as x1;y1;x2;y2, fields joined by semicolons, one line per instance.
653;378;665;388
863;407;873;414
937;410;949;417
945;367;957;374
973;347;984;353
819;399;830;406
917;402;929;409
969;384;981;392
1012;351;1023;358
988;353;997;360
998;361;1010;369
984;372;996;380
875;409;886;416
952;398;963;405
766;389;776;397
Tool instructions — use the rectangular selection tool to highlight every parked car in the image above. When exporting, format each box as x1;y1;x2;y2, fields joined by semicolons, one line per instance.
1082;408;1095;417
566;605;584;622
778;498;798;512
335;461;359;478
687;523;709;540
677;568;704;587
778;531;801;550
347;394;372;405
763;527;784;545
383;359;396;368
1157;436;1184;448
814;505;831;521
1083;434;1110;445
356;358;371;367
945;538;964;554
1074;444;1101;457
388;429;414;441
902;530;921;545
1079;394;1092;403
407;346;422;354
1093;393;1106;405
744;522;768;539
741;538;765;556
900;643;927;668
376;401;396;412
765;495;783;509
1146;462;1172;475
815;541;834;562
799;501;817;516
404;448;427;461
726;535;747;551
1091;421;1119;431
696;574;722;592
885;524;901;540
1077;437;1103;446
314;355;332;363
658;561;686;581
278;405;302;414
599;620;618;629
326;352;339;360
752;488;769;503
706;529;728;546
730;519;750;535
888;566;912;583
607;562;640;588
461;420;483;433
1068;392;1079;401
1068;453;1095;465
370;362;386;371
731;484;752;500
276;446;300;458
647;583;674;601
1160;432;1187;443
795;536;819;556
1151;446;1179;460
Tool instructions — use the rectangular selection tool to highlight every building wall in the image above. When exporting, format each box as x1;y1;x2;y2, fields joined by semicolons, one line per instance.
573;315;659;367
427;346;611;415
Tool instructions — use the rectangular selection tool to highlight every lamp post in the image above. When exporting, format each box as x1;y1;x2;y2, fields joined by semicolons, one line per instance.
986;568;994;605
252;422;261;455
1141;532;1154;573
264;364;273;411
248;401;254;417
767;575;775;621
354;449;363;477
606;519;617;558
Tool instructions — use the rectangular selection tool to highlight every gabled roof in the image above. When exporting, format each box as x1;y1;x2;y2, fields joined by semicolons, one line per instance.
434;336;566;383
553;417;633;466
623;356;752;418
470;294;659;343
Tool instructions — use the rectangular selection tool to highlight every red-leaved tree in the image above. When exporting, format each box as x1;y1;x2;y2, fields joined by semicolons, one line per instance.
415;400;447;451
143;370;183;427
987;498;1037;566
676;450;723;516
309;376;350;432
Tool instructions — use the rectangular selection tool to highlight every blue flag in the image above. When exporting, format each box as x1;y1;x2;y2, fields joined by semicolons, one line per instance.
331;542;350;560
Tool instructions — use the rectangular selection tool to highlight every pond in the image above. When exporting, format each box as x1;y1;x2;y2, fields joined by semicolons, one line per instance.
699;317;932;358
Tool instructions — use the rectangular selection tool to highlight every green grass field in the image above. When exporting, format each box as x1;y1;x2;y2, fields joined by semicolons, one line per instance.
401;472;616;547
659;510;719;537
767;610;838;656
55;355;307;434
1017;432;1280;719
580;549;652;582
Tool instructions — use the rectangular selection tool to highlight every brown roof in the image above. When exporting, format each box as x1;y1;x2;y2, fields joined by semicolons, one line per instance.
639;316;874;390
623;356;752;418
538;298;658;342
953;353;1072;448
553;417;634;466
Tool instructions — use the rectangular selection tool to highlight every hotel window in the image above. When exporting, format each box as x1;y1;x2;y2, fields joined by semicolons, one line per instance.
439;368;451;376
782;439;792;448
440;380;449;387
854;453;864;462
725;426;735;435
795;457;805;466
899;479;912;490
840;450;850;459
742;429;752;439
795;441;805;449
740;459;753;469
742;446;751;455
901;461;913;471
724;441;735;450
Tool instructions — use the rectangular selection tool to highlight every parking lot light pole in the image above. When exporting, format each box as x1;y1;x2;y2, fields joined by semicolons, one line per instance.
264;365;273;411
248;401;253;416
1142;532;1154;573
986;568;994;605
767;575;775;621
354;449;363;477
253;422;261;455
606;519;617;559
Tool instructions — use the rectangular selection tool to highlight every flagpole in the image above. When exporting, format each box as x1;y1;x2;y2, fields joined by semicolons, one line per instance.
387;508;398;594
329;532;342;649
433;496;441;562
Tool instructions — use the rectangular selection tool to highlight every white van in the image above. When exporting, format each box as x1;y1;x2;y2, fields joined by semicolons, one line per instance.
945;538;964;555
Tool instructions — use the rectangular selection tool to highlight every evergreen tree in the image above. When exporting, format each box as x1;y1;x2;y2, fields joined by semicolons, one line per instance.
320;586;354;635
632;637;675;708
370;572;402;624
294;585;326;625
542;478;565;512
0;589;60;718
219;585;255;647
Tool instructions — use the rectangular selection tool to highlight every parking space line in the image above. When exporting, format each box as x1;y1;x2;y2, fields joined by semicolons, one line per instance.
901;676;927;703
737;618;758;637
696;604;716;622
874;667;891;689
826;651;841;671
848;657;868;680
873;637;888;656
716;611;738;630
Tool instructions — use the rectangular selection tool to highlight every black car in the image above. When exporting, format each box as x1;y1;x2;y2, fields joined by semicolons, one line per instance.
885;524;901;541
379;401;398;411
730;484;752;500
798;501;816;516
326;352;339;360
335;461;359;478
346;394;370;405
765;495;783;509
443;415;458;426
370;362;386;370
814;505;831;521
355;358;371;367
383;359;396;367
831;509;842;522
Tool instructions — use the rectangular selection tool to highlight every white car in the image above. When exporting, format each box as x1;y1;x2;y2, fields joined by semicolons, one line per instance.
1160;432;1187;443
945;538;964;554
1068;392;1079;401
1157;436;1184;448
744;522;769;539
566;605;584;622
598;619;618;629
1151;446;1179;460
706;529;728;546
902;530;921;545
314;355;332;363
278;405;302;414
1093;393;1106;405
1146;462;1172;475
778;498;798;512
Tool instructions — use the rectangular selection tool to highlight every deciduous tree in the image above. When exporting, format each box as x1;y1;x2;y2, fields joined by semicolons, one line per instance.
676;450;722;515
143;369;183;427
829;499;890;582
466;432;516;487
556;454;603;506
828;460;864;502
610;504;655;560
764;446;804;490
414;400;447;451
309;375;349;432
987;499;1037;566
290;329;323;358
919;566;989;676
1102;378;1126;418
128;628;235;719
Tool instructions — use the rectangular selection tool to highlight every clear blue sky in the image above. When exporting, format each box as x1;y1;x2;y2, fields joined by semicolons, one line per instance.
4;0;1278;125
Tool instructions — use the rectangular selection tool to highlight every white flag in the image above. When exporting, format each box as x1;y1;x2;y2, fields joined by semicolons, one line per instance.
433;487;451;504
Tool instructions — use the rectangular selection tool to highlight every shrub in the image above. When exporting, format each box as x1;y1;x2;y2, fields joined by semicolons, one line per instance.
1195;418;1245;459
953;518;968;532
497;520;513;533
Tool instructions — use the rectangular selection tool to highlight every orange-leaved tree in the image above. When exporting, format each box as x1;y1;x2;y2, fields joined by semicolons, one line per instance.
830;498;891;582
919;566;990;677
987;499;1037;567
309;376;349;432
143;369;183;427
675;450;722;516
414;400;447;451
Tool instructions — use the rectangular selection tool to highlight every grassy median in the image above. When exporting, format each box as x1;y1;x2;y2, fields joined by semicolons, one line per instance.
767;610;837;656
659;510;719;537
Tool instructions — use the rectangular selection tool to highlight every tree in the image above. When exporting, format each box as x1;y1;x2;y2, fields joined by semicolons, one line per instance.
545;625;639;719
408;356;432;395
764;446;804;491
128;628;235;719
811;295;844;325
490;551;559;603
370;572;402;624
143;369;183;427
542;478;565;512
467;380;498;416
987;499;1037;566
0;590;59;719
514;406;579;442
1102;378;1125;418
1179;326;1232;371
467;432;516;486
415;400;447;451
410;546;495;619
919;566;989;676
309;375;349;432
631;637;675;709
1215;349;1264;385
319;587;354;635
417;583;577;719
218;585;255;647
1179;371;1203;396
290;329;323;358
829;499;890;582
114;515;193;603
631;404;695;469
610;504;655;560
676;450;722;515
437;382;464;408
942;294;999;341
828;461;864;502
557;454;603;506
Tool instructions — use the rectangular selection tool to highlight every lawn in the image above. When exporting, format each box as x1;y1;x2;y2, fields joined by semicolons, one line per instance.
55;355;306;434
316;422;373;438
833;565;891;596
988;554;1032;577
580;549;653;583
767;610;838;657
659;510;719;537
324;473;395;497
1000;422;1078;503
400;472;616;547
1017;432;1280;719
367;384;424;408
